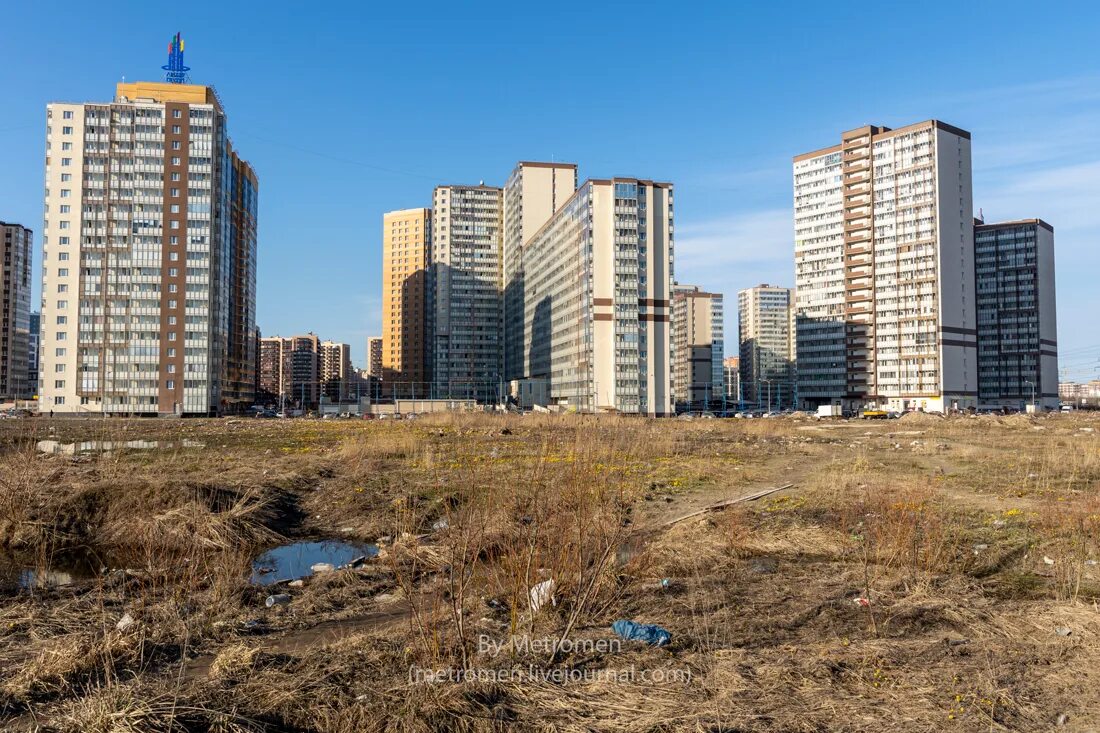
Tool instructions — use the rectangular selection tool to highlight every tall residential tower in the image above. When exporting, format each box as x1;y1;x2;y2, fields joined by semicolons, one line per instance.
671;284;724;407
738;284;795;411
793;121;976;413
974;218;1058;410
0;222;33;399
381;208;430;394
518;178;674;416
40;68;257;415
431;185;504;402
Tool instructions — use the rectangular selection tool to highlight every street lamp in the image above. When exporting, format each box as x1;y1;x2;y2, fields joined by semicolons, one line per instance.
1025;379;1036;412
763;378;772;414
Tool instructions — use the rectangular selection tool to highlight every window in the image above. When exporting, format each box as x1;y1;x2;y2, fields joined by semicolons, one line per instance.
57;300;67;309
61;158;71;166
168;332;176;341
55;348;66;357
169;252;179;261
62;126;72;134
57;284;68;293
167;380;175;389
55;380;65;389
55;363;65;372
170;221;179;230
59;237;69;244
171;156;181;165
62;110;73;119
171;141;181;150
172;125;181;133
170;204;180;213
58;252;69;261
59;205;70;213
167;364;176;373
171;172;180;181
55;331;67;340
61;142;72;151
58;221;69;229
170;188;179;197
167;348;176;357
54;396;65;405
61;189;70;198
61;174;71;182
170;235;178;244
173;110;182;118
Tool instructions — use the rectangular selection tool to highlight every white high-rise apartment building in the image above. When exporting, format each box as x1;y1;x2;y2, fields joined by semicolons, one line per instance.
502;161;577;382
431;184;504;402
793;121;976;413
519;178;673;416
738;284;795;411
41;80;257;415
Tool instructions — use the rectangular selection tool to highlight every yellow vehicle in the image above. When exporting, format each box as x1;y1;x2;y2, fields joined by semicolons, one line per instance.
861;409;889;419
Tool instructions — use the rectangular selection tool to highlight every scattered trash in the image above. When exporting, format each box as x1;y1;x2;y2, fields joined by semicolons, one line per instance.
310;562;335;573
660;578;671;590
944;637;970;647
499;427;513;435
853;597;871;607
529;579;556;613
116;613;135;632
1055;626;1072;637
1086;560;1098;567
432;518;450;531
288;579;304;588
1044;556;1056;566
1056;712;1070;726
992;519;1007;528
611;619;672;647
266;593;291;608
972;544;989;555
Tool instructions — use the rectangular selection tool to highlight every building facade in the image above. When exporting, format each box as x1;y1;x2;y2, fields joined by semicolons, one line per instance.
723;355;740;402
40;80;257;415
738;285;794;411
382;208;430;395
671;284;724;408
1;222;33;399
518;178;673;416
502;162;577;383
974;219;1058;410
794;120;976;413
365;336;382;379
319;340;352;402
258;334;324;409
28;312;40;397
431;185;504;402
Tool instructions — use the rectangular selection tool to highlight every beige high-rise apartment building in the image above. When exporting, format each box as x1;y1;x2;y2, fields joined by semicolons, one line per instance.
671;284;724;407
365;336;382;378
431;185;504;402
794;120;976;413
519;177;673;416
738;285;795;410
40;79;258;415
502;161;577;381
1;222;33;399
382;208;430;394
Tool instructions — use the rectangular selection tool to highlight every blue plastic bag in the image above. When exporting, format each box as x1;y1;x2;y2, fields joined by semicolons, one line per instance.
611;619;672;647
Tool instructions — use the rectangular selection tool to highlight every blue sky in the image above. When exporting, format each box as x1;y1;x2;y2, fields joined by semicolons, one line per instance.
1;1;1098;380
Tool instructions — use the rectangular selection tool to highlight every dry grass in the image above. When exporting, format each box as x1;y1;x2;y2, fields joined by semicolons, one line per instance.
0;412;1099;731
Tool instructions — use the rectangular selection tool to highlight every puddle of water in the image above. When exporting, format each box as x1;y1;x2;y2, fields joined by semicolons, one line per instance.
36;439;205;455
250;540;378;586
1;551;105;589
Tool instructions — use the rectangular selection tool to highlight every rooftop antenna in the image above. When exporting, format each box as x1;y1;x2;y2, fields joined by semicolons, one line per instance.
162;32;190;84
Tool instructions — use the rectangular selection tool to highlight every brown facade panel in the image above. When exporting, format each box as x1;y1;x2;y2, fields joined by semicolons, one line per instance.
158;101;190;414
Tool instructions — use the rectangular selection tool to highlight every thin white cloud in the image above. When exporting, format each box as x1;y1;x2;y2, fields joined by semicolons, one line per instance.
674;208;794;293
